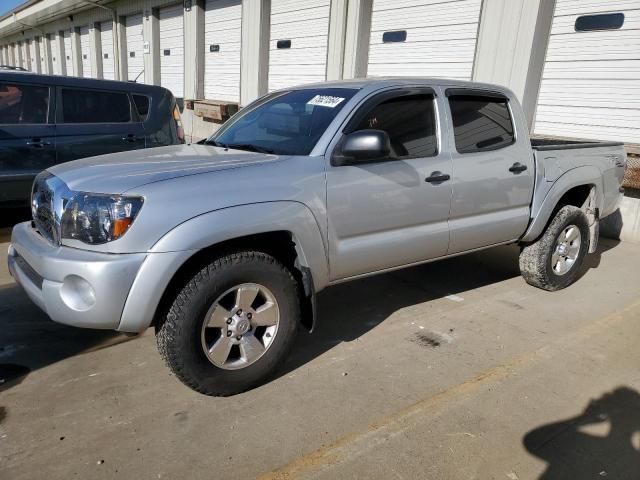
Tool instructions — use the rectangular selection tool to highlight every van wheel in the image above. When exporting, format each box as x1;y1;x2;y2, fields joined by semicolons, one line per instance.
156;251;300;396
519;206;590;291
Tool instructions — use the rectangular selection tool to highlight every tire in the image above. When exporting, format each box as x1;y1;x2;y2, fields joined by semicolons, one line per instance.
156;251;301;396
519;205;590;291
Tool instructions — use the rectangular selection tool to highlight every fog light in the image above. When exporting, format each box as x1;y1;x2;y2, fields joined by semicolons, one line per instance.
60;275;96;311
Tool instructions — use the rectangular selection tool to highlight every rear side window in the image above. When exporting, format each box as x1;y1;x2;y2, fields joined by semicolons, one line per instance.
353;94;437;158
0;82;49;124
132;94;150;121
61;88;131;123
448;95;514;153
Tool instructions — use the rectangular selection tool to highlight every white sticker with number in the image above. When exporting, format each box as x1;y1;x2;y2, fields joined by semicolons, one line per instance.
307;95;345;108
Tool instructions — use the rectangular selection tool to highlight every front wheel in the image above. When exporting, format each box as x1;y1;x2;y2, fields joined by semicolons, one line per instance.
156;251;301;396
519;205;590;291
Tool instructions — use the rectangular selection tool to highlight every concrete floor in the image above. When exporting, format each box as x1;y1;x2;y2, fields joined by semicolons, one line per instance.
1;223;639;479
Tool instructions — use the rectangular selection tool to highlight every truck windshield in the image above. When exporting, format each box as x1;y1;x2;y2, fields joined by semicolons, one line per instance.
206;88;358;156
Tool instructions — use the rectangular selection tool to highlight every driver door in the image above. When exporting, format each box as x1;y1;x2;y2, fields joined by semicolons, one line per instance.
326;89;452;280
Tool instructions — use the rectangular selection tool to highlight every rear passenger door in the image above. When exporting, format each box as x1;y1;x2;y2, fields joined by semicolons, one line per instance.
0;81;55;204
445;89;534;254
55;87;146;163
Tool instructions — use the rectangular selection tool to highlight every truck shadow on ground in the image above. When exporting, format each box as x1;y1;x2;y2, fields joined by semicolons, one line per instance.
0;237;621;399
280;238;619;378
523;386;640;479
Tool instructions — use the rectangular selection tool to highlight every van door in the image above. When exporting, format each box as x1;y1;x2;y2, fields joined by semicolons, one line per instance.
55;86;145;163
0;81;55;205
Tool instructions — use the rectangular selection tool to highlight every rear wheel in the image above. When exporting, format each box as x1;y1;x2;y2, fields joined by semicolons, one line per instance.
156;251;300;396
519;205;590;291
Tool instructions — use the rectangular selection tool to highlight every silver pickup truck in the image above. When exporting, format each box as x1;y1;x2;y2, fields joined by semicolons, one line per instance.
8;78;626;395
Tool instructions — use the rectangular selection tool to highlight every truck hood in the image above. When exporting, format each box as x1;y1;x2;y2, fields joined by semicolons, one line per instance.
48;144;283;194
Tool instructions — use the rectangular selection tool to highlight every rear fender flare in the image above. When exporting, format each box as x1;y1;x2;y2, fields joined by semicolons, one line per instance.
522;166;603;243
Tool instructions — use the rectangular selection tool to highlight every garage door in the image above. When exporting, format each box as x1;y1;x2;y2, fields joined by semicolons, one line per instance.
534;0;640;143
367;0;482;79
28;39;37;72
268;0;331;91
204;0;242;102
51;33;63;75
126;13;144;82
39;37;47;73
80;26;92;77
19;41;29;70
100;21;115;80
63;29;73;75
159;4;184;97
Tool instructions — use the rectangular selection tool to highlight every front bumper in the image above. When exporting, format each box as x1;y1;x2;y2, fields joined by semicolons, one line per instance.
8;221;147;330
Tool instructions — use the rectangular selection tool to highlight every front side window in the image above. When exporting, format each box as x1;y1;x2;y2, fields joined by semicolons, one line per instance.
61;88;131;123
0;82;49;124
209;88;358;155
352;94;437;158
448;95;514;153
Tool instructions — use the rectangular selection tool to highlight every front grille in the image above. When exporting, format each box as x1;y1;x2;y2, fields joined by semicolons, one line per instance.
31;172;58;244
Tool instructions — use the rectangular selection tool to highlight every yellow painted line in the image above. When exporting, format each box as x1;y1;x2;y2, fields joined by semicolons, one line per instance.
259;300;640;480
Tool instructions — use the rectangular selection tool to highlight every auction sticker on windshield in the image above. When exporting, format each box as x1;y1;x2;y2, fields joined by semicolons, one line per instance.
307;95;345;108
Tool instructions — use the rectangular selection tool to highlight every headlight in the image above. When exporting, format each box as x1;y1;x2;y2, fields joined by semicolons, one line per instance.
60;193;143;245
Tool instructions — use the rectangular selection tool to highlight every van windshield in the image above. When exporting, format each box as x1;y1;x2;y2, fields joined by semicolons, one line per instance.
205;88;358;156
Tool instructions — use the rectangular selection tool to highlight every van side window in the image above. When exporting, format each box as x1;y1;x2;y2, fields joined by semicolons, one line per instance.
62;88;131;123
448;95;515;153
132;94;150;121
0;82;49;124
352;94;437;158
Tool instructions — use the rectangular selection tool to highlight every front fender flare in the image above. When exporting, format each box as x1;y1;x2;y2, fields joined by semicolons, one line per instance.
117;201;328;332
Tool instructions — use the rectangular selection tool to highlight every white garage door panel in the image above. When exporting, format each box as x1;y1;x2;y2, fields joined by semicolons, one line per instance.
551;8;640;34
20;42;29;69
538;105;640;129
538;79;640;109
541;59;640;80
534;122;639;144
29;39;38;73
160;4;184;98
545;31;640;61
50;34;62;75
368;0;482;80
368;40;476;63
39;37;46;73
554;0;640;16
534;1;640;143
268;0;331;91
204;0;242;102
126;14;144;82
63;30;73;75
80;26;92;78
101;21;115;80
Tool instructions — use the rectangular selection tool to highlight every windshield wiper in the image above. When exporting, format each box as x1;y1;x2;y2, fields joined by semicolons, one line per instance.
203;139;228;148
226;143;275;154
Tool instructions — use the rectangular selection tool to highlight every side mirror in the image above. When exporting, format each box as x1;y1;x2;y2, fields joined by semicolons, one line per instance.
332;129;391;166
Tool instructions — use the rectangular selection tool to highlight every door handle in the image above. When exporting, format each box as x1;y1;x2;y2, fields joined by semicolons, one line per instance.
26;138;51;148
425;171;451;184
122;134;139;142
509;162;528;174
